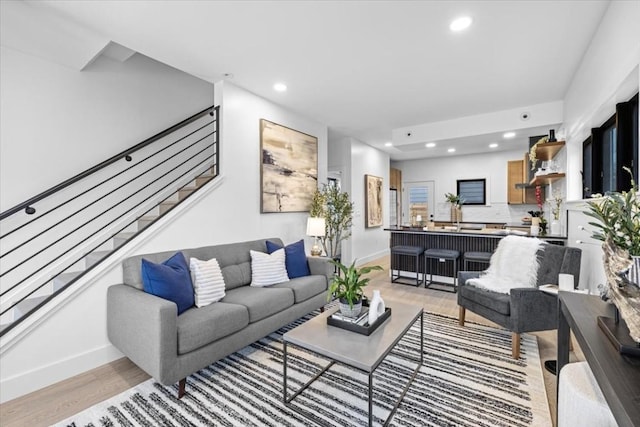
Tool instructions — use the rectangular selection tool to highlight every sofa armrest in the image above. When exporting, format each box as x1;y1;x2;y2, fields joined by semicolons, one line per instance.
510;287;558;333
458;271;482;287
107;284;178;382
307;256;334;286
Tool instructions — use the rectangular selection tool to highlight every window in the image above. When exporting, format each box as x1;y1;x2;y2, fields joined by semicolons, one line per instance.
582;137;593;198
583;93;638;195
457;179;486;205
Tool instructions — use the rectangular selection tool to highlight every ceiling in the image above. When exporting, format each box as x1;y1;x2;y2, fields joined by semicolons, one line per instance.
31;0;610;160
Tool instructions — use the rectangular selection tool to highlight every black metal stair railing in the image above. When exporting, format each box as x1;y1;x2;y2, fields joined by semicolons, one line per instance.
0;105;220;337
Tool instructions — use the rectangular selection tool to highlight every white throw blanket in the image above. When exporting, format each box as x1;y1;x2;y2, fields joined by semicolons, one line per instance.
467;235;544;294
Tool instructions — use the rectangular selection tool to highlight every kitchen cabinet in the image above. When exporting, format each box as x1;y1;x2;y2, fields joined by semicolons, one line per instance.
507;157;542;204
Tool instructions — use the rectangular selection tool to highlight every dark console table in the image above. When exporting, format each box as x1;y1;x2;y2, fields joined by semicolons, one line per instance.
557;292;640;426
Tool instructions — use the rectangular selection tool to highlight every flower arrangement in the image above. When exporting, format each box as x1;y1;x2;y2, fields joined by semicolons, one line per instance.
529;136;548;170
550;190;563;221
585;167;640;256
445;193;464;206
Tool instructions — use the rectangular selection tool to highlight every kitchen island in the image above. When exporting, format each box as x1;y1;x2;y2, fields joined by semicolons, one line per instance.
386;226;566;280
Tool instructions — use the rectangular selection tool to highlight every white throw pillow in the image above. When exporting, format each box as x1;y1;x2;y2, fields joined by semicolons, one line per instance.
250;249;289;287
190;257;226;307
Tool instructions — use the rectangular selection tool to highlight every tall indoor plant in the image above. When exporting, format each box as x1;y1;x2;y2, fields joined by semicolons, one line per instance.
310;184;354;258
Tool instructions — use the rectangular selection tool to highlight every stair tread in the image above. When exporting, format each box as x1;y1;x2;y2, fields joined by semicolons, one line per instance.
115;231;136;239
15;295;49;316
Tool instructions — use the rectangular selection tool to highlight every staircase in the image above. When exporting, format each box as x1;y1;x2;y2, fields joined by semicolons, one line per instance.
0;105;220;337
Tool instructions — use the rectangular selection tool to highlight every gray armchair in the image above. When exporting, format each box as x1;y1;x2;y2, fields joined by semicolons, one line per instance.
458;243;582;358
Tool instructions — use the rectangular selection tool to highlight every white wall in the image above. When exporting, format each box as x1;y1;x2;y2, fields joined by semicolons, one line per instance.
0;45;215;211
562;0;640;200
393;148;538;224
0;80;328;404
347;138;390;265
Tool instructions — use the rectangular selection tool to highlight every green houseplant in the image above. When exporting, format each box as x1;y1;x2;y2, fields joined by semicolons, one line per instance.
445;193;463;223
309;184;354;258
327;259;383;317
585;166;640;344
585;167;640;256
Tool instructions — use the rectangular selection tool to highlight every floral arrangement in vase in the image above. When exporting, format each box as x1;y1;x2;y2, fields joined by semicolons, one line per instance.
549;189;563;221
445;193;463;223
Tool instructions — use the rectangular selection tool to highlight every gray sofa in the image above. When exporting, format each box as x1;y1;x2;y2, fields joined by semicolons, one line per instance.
107;237;332;397
458;243;581;358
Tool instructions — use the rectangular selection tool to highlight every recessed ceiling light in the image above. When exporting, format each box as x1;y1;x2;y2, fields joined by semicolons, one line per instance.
384;142;393;147
503;132;516;139
425;142;436;148
450;16;472;32
447;148;456;153
273;82;287;92
489;143;499;148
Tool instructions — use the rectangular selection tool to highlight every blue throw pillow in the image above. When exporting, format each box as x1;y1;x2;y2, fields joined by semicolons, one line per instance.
266;239;310;279
141;252;194;315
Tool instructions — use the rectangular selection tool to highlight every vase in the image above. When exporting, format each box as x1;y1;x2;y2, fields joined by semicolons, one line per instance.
550;219;561;235
450;205;462;223
368;290;385;325
531;217;541;227
339;297;362;318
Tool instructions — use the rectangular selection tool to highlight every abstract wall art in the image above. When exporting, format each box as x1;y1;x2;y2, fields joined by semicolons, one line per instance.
365;174;383;227
260;119;318;213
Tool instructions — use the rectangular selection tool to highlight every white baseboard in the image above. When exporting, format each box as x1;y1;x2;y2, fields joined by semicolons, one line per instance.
0;343;122;404
354;248;389;266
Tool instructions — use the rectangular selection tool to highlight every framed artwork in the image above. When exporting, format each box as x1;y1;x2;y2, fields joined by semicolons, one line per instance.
365;174;383;228
260;119;318;213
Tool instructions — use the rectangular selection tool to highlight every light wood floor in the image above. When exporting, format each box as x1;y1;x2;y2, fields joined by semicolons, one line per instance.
0;256;582;426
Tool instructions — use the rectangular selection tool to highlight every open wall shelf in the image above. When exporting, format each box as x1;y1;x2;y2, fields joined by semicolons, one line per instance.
534;141;565;161
529;173;566;186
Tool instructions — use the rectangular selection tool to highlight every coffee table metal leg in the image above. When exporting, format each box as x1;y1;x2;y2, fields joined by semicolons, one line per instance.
420;311;424;364
368;373;373;427
283;341;288;403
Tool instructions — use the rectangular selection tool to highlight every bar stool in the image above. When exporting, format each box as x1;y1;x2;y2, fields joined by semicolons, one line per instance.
463;251;492;271
423;248;460;292
390;245;423;286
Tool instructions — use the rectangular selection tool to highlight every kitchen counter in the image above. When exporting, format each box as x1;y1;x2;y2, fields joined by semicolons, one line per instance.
385;227;566;279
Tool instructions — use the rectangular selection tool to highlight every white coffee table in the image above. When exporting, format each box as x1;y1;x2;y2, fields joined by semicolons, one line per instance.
283;301;423;426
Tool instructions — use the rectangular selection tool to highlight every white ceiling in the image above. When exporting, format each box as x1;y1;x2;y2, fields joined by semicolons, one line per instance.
31;0;610;160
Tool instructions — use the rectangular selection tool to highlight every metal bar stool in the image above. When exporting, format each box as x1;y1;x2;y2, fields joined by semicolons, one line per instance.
463;251;492;271
390;245;423;286
423;248;460;292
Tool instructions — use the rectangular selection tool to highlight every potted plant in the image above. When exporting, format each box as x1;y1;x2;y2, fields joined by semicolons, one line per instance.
445;193;463;223
585;166;640;344
310;184;354;258
327;259;383;318
585;167;640;257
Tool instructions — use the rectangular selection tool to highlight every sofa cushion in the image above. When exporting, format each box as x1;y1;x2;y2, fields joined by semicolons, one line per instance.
250;249;289;287
177;302;249;354
459;283;511;316
222;286;294;323
190;257;226;307
123;238;285;291
266;239;310;279
141;252;194;315
272;275;327;303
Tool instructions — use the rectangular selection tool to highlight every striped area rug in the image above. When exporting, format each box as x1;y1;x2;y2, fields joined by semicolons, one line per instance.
56;311;551;427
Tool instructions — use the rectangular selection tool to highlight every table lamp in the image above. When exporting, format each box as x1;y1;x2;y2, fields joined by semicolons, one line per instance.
306;217;325;256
